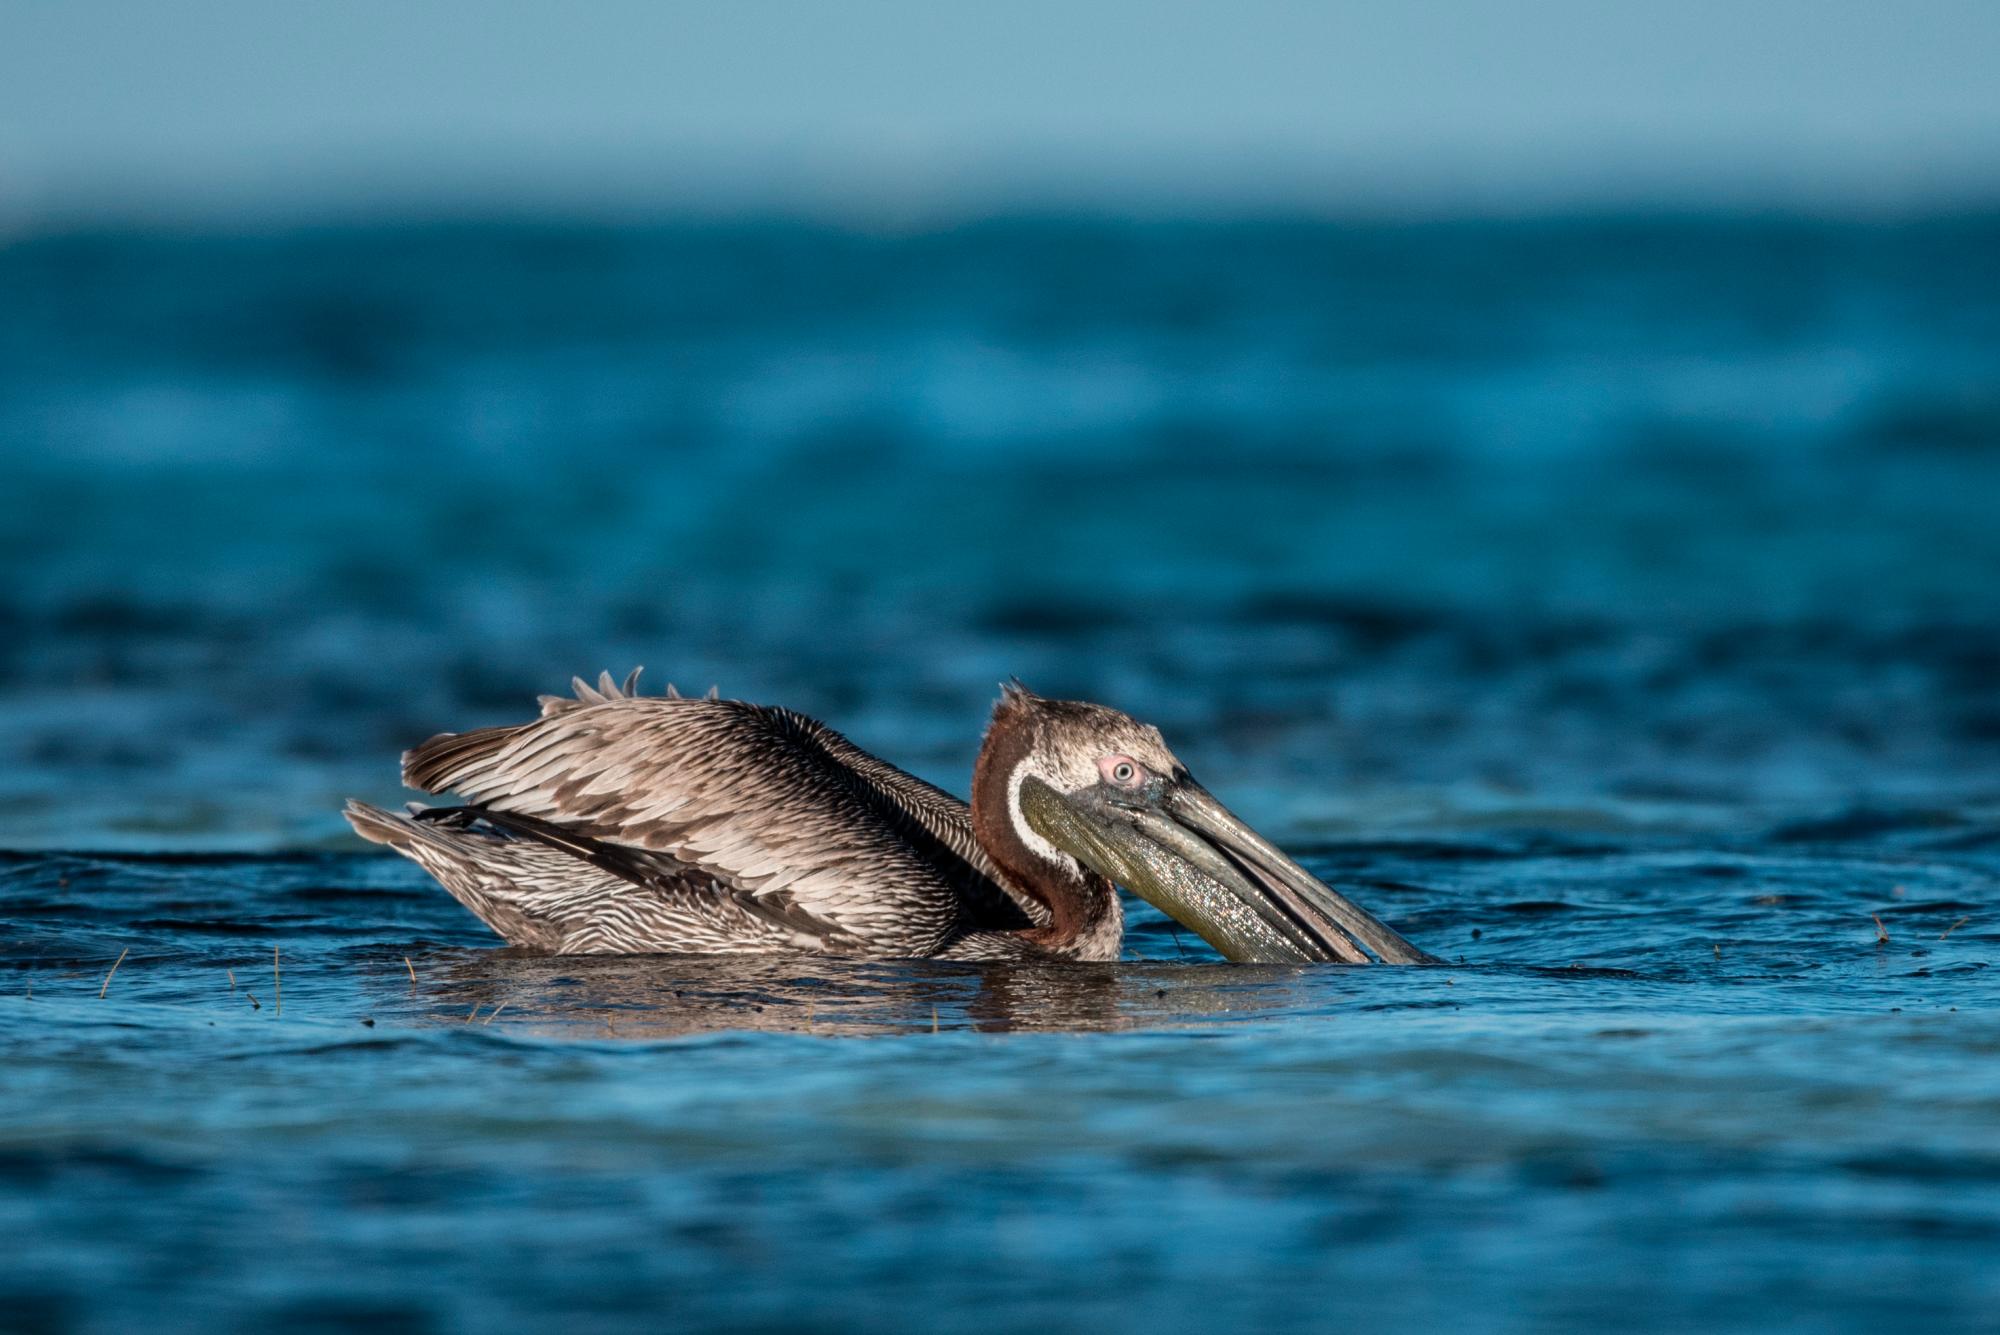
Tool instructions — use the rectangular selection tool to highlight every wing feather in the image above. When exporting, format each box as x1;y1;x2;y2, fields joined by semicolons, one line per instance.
403;686;1031;954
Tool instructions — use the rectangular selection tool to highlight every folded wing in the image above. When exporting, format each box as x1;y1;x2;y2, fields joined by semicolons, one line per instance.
400;673;1033;956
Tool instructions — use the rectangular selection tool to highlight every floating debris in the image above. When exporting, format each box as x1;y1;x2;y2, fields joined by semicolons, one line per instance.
99;947;129;999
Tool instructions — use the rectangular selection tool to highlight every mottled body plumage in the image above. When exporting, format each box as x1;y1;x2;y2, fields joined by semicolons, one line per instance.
347;673;1116;960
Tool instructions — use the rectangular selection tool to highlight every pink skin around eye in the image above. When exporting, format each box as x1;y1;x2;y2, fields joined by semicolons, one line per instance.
1098;755;1148;788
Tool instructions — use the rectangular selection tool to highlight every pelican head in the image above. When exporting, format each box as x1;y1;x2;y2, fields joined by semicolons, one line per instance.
982;685;1434;964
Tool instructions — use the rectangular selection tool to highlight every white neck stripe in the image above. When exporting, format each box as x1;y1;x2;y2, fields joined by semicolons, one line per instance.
1006;756;1079;872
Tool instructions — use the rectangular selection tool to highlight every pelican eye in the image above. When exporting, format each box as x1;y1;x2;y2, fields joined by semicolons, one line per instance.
1099;755;1148;788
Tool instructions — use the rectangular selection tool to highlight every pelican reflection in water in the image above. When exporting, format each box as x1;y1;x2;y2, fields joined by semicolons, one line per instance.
346;675;1432;965
415;950;1348;1038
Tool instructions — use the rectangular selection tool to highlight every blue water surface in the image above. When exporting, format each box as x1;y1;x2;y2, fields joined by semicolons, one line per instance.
2;216;1999;1332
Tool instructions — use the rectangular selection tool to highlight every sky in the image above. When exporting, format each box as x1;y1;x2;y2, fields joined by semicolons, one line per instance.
4;0;1999;224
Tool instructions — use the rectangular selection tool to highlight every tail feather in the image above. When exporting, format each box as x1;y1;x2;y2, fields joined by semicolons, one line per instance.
343;799;810;956
343;800;566;948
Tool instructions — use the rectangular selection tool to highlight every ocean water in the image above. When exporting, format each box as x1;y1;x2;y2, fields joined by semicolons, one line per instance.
3;216;1999;1331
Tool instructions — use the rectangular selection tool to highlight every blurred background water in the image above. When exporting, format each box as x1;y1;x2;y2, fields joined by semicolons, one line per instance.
5;216;1998;848
4;5;2000;1332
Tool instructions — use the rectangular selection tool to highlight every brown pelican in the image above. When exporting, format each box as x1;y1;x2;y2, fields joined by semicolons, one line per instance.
345;674;1432;965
